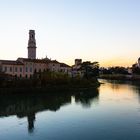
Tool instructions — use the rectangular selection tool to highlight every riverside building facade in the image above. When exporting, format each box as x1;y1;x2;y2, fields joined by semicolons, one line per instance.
0;30;71;78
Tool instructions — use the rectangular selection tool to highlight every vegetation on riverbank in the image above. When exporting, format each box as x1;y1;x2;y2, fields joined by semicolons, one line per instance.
0;70;100;90
99;66;140;81
99;74;140;81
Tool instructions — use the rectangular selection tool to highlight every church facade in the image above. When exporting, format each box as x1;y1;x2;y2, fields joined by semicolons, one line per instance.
0;30;71;78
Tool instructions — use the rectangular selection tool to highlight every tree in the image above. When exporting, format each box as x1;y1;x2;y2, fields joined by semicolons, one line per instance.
132;64;140;75
100;67;128;75
80;61;99;79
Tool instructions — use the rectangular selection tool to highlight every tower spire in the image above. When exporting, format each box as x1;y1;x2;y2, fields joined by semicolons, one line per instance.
28;30;37;59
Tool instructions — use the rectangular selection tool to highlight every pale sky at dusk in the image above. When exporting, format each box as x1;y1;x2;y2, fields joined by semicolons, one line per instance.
0;0;140;67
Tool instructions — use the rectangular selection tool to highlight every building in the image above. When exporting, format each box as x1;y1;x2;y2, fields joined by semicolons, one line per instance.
75;59;82;66
0;30;71;78
72;59;83;77
0;60;24;78
60;63;71;75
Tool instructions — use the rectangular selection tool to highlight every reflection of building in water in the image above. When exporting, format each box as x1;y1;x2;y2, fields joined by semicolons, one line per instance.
0;89;99;133
0;92;72;133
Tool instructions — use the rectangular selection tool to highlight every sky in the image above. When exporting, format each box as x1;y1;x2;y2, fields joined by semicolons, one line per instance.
0;0;140;67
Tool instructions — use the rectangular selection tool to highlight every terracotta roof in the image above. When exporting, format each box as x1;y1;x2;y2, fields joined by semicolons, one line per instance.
0;60;24;65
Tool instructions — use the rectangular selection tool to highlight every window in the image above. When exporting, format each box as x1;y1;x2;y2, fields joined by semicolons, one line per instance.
26;67;28;72
4;67;7;72
20;67;22;72
30;67;32;72
10;67;12;72
25;74;28;78
30;75;32;79
15;67;17;72
34;69;37;73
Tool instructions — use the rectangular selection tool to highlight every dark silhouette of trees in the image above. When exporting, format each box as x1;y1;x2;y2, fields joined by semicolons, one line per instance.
132;64;140;75
100;67;128;75
80;61;99;79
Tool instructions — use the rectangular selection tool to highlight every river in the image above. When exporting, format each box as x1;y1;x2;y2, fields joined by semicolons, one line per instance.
0;79;140;140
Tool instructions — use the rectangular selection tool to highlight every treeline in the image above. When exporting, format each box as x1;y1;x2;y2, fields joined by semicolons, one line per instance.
99;66;140;81
100;67;129;75
100;65;140;75
0;70;100;88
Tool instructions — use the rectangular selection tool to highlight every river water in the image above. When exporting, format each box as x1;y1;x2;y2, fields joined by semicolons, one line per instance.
0;79;140;140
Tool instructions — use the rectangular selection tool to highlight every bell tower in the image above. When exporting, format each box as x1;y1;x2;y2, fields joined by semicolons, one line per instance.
28;30;36;59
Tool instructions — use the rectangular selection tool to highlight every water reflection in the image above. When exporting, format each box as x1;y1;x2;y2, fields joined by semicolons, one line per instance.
99;79;140;102
27;113;35;133
131;85;140;103
0;88;99;133
75;88;99;107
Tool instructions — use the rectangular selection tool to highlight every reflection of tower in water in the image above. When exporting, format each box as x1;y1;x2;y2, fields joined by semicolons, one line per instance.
27;113;36;133
0;89;99;134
